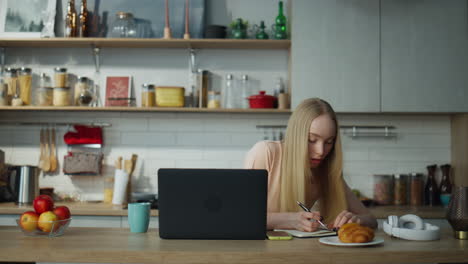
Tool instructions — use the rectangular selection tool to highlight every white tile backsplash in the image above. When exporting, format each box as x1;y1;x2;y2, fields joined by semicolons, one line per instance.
0;113;451;200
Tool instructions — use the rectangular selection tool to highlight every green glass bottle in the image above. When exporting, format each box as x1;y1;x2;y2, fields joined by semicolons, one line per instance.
274;1;287;39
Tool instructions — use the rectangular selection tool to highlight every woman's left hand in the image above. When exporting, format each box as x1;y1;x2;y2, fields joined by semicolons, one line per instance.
333;210;361;228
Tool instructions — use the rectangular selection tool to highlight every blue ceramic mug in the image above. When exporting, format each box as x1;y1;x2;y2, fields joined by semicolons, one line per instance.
128;202;151;233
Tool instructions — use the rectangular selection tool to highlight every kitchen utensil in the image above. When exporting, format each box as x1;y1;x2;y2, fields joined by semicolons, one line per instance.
49;128;58;172
7;165;40;204
247;91;276;109
446;186;468;239
42;129;51;172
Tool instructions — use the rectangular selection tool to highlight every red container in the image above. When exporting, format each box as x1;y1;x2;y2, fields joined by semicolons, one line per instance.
248;91;276;108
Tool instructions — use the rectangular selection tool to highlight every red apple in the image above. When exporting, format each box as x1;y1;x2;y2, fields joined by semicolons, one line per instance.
33;195;54;214
19;211;39;232
53;206;71;221
38;211;59;232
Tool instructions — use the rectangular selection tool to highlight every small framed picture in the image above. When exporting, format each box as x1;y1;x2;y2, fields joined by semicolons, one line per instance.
105;76;133;107
0;0;56;38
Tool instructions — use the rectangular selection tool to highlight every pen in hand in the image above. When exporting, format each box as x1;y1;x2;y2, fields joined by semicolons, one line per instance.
296;201;331;231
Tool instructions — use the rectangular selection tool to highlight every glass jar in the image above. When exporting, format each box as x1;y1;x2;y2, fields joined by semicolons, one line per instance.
141;84;155;107
394;174;408;205
373;174;394;205
54;67;68;88
19;67;32;105
75;76;93;106
4;67;18;105
53;87;71;106
207;91;221;108
108;12;137;38
35;73;53;106
410;173;424;206
0;80;7;106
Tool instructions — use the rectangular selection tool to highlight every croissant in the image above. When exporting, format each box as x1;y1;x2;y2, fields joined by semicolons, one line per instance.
338;223;375;243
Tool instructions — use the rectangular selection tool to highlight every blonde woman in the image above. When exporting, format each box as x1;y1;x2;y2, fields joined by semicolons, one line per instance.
244;98;377;232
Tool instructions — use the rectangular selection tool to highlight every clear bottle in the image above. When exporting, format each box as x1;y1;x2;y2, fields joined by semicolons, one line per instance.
65;0;78;37
36;73;53;106
108;12;137;38
223;74;236;109
240;75;250;109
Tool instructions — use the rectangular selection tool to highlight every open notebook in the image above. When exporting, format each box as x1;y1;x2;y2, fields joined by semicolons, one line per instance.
275;229;337;238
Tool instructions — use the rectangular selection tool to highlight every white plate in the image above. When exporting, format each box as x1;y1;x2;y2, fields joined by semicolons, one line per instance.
319;236;384;247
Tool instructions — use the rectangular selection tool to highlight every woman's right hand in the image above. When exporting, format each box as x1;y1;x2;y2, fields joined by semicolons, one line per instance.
289;211;323;232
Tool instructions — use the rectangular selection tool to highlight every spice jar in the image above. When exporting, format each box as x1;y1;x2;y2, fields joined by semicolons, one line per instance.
373;174;394;205
394;174;408;205
35;73;53;106
53;87;71;106
0;80;7;106
410;173;424;206
207;91;221;108
4;67;18;105
19;67;32;105
141;84;156;107
74;76;93;106
54;67;68;87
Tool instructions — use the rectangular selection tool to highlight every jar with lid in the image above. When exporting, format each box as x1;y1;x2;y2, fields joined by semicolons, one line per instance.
4;67;18;105
394;174;409;205
207;91;221;108
19;67;32;105
54;67;68;87
75;76;93;106
0;79;7;106
35;73;53;106
373;174;394;205
108;12;137;38
141;84;156;107
53;87;71;106
410;173;424;206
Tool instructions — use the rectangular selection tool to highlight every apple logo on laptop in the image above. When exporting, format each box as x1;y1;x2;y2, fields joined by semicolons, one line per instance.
204;194;222;212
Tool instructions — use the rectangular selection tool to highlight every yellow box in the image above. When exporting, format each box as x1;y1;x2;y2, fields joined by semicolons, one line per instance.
155;86;185;107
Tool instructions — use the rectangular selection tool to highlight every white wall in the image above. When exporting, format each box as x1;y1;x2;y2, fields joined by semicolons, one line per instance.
0;111;450;201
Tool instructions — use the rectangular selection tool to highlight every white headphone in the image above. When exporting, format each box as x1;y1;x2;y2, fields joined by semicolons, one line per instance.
383;214;440;241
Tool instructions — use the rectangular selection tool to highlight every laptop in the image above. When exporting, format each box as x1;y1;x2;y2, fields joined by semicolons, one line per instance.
158;168;268;240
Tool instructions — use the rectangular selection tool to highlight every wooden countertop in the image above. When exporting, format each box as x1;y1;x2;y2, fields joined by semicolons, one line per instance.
0;202;446;218
0;227;466;264
0;202;159;216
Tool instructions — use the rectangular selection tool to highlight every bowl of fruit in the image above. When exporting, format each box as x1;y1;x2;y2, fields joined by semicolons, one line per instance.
17;195;72;237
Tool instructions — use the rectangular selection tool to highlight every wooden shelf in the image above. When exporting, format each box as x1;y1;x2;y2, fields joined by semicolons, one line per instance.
0;106;291;113
0;38;291;49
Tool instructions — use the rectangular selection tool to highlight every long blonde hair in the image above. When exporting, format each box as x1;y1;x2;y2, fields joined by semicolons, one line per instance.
279;98;347;222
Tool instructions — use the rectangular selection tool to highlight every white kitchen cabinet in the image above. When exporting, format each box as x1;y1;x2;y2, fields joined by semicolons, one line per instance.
291;0;380;112
381;0;468;112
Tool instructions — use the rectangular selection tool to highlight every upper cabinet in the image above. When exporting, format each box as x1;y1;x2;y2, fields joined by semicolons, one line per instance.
291;0;380;112
381;0;468;112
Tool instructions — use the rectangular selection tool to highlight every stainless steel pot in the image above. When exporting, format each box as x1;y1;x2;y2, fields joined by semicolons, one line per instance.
7;165;40;205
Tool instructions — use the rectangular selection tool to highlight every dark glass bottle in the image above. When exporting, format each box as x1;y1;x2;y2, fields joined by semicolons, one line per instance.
274;1;287;39
439;164;452;194
65;0;77;37
78;0;89;37
424;164;440;206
